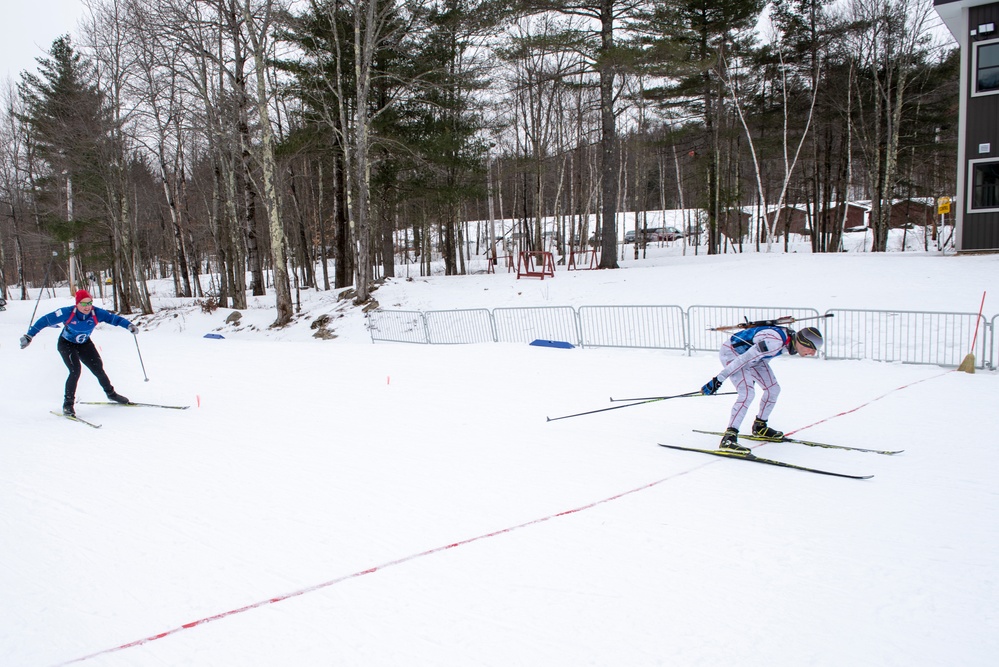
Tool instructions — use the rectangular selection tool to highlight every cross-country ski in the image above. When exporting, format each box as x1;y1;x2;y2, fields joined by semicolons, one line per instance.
658;443;873;480
79;401;190;410
691;429;902;455
49;410;101;429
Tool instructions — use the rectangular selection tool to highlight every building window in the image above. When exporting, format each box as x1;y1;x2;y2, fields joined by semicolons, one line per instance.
975;40;999;95
970;159;999;210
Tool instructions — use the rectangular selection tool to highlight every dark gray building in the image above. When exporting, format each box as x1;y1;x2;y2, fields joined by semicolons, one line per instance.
936;0;999;250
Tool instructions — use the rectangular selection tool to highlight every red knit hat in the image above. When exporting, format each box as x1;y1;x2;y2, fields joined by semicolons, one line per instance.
75;289;92;305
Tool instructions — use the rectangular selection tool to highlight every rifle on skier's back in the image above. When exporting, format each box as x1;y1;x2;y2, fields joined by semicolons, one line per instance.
708;313;833;332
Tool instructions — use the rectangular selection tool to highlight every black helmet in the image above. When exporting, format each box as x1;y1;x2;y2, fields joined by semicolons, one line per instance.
794;326;824;351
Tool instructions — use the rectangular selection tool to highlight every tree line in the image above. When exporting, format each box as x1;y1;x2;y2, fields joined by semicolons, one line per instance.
0;0;957;321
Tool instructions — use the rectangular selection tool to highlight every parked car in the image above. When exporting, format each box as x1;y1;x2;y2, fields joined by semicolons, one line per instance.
663;226;683;241
644;226;682;242
627;228;658;243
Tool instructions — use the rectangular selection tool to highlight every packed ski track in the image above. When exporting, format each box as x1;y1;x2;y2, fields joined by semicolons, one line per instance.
2;243;998;666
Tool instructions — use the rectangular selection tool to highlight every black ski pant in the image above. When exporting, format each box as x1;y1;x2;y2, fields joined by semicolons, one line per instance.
57;336;115;404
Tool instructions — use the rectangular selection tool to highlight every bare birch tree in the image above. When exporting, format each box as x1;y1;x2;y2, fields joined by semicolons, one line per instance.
725;28;819;250
501;14;587;254
110;0;195;299
242;0;293;324
0;82;32;300
846;0;935;251
82;0;154;312
315;0;419;303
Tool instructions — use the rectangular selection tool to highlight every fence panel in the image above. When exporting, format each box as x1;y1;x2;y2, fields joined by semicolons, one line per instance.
425;309;495;344
578;305;686;350
991;315;998;370
824;309;988;368
370;306;997;370
368;310;428;344
687;306;822;353
492;306;580;345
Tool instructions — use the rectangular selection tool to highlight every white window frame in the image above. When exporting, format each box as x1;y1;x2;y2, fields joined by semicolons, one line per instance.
967;157;999;213
971;37;999;97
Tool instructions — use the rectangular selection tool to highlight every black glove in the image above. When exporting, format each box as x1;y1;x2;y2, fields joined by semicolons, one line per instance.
701;377;722;395
128;324;139;334
19;334;32;349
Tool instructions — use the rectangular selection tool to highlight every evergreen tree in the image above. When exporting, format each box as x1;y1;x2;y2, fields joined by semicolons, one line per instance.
277;1;356;289
18;36;118;280
403;0;492;276
634;0;764;253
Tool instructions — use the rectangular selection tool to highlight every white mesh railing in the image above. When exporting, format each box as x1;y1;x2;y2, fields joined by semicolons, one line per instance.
368;305;994;370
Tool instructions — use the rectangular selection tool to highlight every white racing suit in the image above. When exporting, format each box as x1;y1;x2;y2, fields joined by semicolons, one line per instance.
716;326;792;432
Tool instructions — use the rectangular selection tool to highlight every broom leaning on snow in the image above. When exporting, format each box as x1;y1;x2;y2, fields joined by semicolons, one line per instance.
957;291;986;374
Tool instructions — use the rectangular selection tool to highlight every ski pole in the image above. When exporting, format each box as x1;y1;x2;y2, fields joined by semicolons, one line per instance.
28;250;59;328
610;391;736;403
709;312;834;332
546;391;736;422
134;333;149;382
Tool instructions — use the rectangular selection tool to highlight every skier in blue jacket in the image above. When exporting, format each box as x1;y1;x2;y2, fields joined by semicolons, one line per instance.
20;289;138;416
701;326;824;453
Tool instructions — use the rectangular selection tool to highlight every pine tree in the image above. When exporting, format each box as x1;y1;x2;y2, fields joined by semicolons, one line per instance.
18;36;117;280
403;0;492;276
634;0;764;253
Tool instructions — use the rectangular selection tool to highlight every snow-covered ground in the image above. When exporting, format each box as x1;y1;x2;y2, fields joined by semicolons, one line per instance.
2;240;997;666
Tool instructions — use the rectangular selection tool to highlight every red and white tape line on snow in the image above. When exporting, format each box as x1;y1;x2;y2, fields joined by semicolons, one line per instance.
56;370;952;665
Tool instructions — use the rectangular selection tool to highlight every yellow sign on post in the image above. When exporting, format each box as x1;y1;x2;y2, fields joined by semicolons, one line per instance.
937;196;951;215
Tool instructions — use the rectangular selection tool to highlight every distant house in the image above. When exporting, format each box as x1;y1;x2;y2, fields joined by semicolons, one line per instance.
852;199;939;228
742;202;870;235
765;205;810;234
935;0;999;251
889;199;938;228
828;202;870;231
775;202;872;234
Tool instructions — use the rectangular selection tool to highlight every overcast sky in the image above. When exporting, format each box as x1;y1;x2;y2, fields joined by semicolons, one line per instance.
1;0;84;82
0;0;958;87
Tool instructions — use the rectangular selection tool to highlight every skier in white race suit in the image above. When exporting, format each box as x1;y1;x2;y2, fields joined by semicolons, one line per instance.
701;326;824;454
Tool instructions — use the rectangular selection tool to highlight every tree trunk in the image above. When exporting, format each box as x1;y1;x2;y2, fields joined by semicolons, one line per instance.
243;0;293;326
597;0;619;268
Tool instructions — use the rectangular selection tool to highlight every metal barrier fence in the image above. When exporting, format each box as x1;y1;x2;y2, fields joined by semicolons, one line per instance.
426;309;494;344
368;305;995;370
578;305;686;350
824;309;987;367
493;306;580;344
992;315;998;371
368;309;428;344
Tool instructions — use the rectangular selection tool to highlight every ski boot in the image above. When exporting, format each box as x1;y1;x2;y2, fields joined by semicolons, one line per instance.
752;418;784;440
63;399;76;417
107;392;131;405
719;428;751;455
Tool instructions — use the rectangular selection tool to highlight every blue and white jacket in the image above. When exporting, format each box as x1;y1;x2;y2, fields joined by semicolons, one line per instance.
27;305;133;345
716;326;792;382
